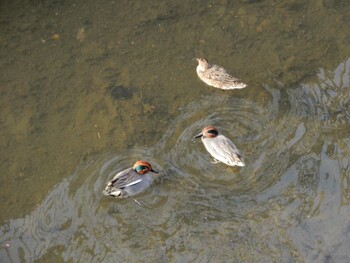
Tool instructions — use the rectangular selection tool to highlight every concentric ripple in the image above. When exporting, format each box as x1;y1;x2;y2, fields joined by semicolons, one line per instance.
1;59;350;262
0;148;172;262
155;87;296;197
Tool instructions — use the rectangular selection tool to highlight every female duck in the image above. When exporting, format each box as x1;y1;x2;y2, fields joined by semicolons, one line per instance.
195;126;245;167
196;58;247;90
103;161;158;198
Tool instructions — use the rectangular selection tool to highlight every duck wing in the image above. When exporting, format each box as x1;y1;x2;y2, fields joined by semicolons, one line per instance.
108;168;143;189
215;136;243;164
209;66;241;81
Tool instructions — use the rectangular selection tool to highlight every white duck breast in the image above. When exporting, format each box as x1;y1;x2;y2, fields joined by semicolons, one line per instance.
202;135;245;167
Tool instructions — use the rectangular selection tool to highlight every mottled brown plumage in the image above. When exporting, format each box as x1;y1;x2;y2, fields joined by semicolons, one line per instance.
196;58;247;90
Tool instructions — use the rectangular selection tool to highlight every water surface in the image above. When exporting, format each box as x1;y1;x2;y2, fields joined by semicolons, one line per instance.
1;0;350;262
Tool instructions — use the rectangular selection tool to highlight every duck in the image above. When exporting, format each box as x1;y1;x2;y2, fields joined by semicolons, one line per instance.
196;58;247;90
103;160;159;198
195;126;245;167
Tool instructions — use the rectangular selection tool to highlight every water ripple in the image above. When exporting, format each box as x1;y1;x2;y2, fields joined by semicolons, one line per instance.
1;58;350;262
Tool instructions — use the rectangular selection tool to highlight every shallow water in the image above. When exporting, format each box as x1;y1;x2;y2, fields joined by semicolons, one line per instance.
1;0;350;262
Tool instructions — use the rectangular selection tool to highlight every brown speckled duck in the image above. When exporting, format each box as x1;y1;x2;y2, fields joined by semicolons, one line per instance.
196;58;247;90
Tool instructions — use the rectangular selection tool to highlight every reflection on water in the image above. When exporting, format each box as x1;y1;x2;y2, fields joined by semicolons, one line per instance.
1;58;350;262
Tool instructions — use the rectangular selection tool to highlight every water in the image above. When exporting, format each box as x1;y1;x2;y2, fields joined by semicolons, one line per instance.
1;0;350;262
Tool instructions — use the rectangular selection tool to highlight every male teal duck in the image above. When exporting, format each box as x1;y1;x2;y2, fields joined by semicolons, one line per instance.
103;161;159;198
195;126;245;167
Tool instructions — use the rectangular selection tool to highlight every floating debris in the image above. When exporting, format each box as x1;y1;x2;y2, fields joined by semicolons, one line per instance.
76;28;86;42
51;33;60;41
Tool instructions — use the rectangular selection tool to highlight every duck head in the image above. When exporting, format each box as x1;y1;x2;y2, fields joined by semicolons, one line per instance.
133;161;158;174
196;58;209;71
194;126;219;139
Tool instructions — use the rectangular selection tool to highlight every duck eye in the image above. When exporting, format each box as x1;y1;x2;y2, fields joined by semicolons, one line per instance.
208;130;218;135
135;165;149;173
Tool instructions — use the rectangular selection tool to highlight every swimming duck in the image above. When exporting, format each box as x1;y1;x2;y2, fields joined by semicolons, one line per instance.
195;126;245;167
196;58;247;90
103;160;159;198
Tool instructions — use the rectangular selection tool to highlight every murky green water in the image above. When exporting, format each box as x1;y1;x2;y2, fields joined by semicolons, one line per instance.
1;0;350;262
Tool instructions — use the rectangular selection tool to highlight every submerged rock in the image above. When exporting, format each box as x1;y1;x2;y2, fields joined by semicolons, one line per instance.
108;85;133;100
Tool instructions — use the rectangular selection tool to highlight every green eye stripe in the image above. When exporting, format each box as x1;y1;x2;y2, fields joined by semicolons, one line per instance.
135;165;148;172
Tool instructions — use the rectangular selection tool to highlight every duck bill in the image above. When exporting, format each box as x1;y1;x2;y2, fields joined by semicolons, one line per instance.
194;133;203;139
150;169;159;173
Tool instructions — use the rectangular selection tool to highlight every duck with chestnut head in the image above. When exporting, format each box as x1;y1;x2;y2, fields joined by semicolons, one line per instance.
195;126;245;167
103;161;159;198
